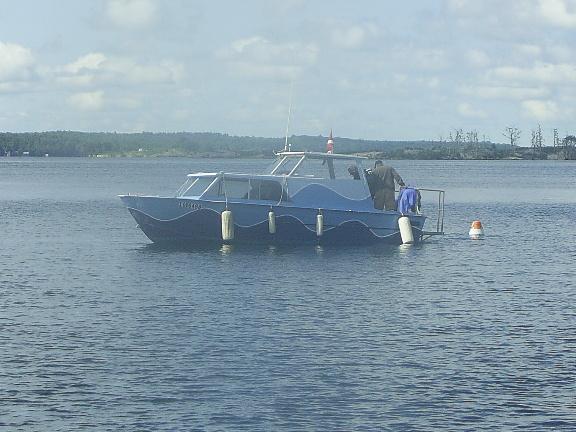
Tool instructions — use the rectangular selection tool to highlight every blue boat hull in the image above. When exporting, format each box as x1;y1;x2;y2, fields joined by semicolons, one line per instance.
120;196;426;246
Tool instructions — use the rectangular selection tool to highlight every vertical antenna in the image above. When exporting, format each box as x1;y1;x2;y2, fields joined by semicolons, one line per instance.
284;79;294;152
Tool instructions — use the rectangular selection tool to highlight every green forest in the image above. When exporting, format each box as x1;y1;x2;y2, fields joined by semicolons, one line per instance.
0;131;574;160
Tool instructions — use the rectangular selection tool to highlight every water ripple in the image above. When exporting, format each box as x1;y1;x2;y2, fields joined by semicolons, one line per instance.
1;159;575;430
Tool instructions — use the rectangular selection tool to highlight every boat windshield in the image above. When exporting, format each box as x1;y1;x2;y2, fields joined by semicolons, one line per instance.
266;156;300;175
291;157;355;179
176;176;216;197
267;154;365;180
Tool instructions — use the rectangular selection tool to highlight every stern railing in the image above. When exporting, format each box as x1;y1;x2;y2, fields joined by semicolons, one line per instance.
417;188;445;239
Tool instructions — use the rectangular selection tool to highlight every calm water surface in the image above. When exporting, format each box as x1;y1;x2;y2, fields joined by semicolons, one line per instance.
1;158;575;431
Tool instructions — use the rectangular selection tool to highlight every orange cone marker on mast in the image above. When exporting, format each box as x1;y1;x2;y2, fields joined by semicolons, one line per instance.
326;130;334;153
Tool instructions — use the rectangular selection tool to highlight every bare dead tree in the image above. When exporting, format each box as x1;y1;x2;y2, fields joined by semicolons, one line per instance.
562;135;576;160
503;127;521;147
464;130;479;158
531;125;544;149
466;130;479;144
553;128;560;147
454;128;464;145
537;124;544;148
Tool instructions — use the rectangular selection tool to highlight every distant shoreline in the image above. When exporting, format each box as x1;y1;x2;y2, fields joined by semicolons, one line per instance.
1;131;574;160
1;151;573;161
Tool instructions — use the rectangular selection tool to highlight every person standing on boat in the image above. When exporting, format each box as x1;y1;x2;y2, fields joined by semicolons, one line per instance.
372;160;405;211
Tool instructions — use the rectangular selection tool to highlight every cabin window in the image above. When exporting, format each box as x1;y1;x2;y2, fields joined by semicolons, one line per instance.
249;179;285;201
218;178;250;199
212;178;286;201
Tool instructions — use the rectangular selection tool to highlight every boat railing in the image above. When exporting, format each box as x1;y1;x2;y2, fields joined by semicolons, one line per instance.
417;188;445;238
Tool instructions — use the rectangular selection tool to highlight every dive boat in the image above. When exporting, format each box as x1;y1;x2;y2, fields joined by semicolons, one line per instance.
119;151;444;246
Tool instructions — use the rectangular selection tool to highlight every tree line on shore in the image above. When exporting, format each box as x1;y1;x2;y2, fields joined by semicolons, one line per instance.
0;130;574;160
441;126;576;160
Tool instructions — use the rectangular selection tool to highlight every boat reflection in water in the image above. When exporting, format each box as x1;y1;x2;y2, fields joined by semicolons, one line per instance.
119;151;444;246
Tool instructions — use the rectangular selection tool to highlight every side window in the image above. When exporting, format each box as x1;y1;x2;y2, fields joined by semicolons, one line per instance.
209;178;287;201
249;179;285;201
219;179;250;199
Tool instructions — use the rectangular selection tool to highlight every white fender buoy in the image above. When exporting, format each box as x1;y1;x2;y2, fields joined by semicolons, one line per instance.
398;215;414;244
316;211;324;237
469;220;484;240
221;209;234;241
268;210;276;234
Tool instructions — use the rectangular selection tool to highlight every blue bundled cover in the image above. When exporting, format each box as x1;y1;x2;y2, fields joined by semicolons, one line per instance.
397;187;420;214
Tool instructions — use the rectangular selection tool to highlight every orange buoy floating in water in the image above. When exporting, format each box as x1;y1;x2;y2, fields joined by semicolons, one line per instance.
469;220;484;240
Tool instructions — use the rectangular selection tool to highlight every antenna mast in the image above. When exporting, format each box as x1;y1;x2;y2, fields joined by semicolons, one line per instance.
284;80;294;152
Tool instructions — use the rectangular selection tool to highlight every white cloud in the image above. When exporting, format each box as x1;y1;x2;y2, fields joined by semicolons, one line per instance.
447;0;486;14
521;99;560;119
446;1;545;38
393;74;408;85
459;85;549;99
447;0;525;23
226;62;302;80
546;44;574;62
448;0;576;32
67;91;105;111
0;82;31;93
219;37;318;80
457;102;487;118
331;24;379;49
411;48;448;70
114;96;142;109
539;0;576;27
466;49;491;67
516;44;542;58
489;62;576;84
229;37;261;54
64;53;106;74
268;0;306;11
226;37;318;65
57;74;97;87
413;76;440;88
106;0;157;29
56;52;183;87
108;58;184;83
0;42;34;81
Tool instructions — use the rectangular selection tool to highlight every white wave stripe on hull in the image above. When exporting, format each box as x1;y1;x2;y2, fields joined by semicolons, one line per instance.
128;206;421;239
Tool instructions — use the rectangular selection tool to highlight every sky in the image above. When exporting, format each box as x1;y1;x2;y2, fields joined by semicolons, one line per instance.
0;0;575;145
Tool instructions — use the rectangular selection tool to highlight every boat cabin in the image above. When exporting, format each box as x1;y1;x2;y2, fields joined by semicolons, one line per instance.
175;152;375;210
